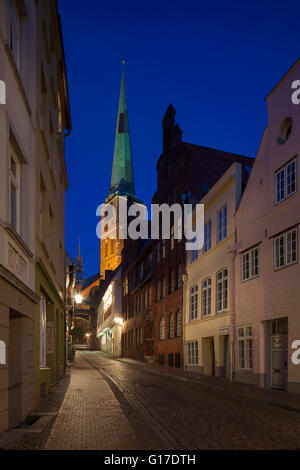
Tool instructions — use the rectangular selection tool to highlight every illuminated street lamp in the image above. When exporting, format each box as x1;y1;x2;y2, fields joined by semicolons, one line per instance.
75;293;83;304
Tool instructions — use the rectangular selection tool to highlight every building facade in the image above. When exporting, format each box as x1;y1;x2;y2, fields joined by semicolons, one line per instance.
34;0;71;403
233;59;300;392
0;0;71;431
152;104;253;368
0;0;39;431
96;267;122;357
184;163;246;377
122;240;154;361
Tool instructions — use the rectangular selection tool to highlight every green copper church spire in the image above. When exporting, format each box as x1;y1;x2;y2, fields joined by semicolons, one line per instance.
107;62;137;202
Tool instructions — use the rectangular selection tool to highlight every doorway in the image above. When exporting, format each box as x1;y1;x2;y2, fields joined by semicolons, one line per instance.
203;337;215;376
9;310;24;427
270;318;288;390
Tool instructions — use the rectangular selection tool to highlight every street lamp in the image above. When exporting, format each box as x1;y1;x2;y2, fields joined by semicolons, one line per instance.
75;293;83;304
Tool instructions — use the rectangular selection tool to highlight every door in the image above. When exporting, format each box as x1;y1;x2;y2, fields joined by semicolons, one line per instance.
271;334;288;390
9;312;23;427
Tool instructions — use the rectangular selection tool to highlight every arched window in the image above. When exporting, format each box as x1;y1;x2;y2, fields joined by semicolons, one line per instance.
169;313;175;338
159;317;165;340
176;310;182;337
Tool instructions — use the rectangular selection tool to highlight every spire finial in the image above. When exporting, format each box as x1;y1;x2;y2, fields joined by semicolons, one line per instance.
77;237;80;257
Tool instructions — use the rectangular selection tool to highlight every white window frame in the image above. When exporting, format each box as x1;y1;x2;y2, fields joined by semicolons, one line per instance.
202;278;211;318
217;206;227;243
274;227;298;270
39;296;47;368
189;285;198;321
216;268;228;313
238;325;253;370
9;147;21;233
275;158;297;204
242;246;259;281
187;340;199;365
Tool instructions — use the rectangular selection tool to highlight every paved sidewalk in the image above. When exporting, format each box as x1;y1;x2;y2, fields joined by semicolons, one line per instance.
115;356;300;413
0;369;70;450
44;354;142;450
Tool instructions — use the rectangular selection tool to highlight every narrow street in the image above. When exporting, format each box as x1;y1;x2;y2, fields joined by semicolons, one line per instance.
41;351;300;450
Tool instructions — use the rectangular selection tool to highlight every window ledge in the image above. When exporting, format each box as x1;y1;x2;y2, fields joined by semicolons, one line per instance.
4;223;33;259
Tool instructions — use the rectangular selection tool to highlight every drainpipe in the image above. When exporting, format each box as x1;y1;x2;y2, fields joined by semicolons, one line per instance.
229;242;237;381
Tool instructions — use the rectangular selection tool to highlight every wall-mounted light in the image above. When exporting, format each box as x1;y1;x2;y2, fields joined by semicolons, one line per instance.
114;317;123;326
75;293;83;304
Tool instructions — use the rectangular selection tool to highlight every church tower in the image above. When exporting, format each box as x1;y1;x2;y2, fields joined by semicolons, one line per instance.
100;64;140;279
75;238;84;285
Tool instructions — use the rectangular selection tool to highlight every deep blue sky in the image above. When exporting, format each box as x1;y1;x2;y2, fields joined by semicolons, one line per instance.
59;0;300;278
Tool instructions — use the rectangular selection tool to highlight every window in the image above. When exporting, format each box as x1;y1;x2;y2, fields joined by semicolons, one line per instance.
170;225;174;250
157;281;160;301
144;289;148;308
275;159;296;204
274;228;297;270
238;326;253;370
159;317;165;340
170;269;175;292
204;220;212;253
277;117;293;145
169;313;175;338
177;265;182;288
176;311;182;337
124;277;128;295
9;148;20;233
216;269;228;312
156;242;160;263
9;0;21;70
39;296;47;368
190;285;198;321
242;246;259;281
162;239;166;258
148;287;152;306
202;278;211;317
188;341;199;365
217;206;227;243
162;276;166;297
191;236;198;262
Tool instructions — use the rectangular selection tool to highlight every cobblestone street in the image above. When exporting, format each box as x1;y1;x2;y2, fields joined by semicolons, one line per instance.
2;350;300;450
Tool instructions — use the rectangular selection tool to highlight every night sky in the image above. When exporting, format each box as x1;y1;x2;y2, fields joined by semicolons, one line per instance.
59;0;300;278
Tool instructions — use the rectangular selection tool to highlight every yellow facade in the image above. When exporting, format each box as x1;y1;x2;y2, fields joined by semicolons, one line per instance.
183;163;243;377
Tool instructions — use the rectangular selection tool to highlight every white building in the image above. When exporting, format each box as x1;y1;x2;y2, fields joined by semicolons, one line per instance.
96;267;123;357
